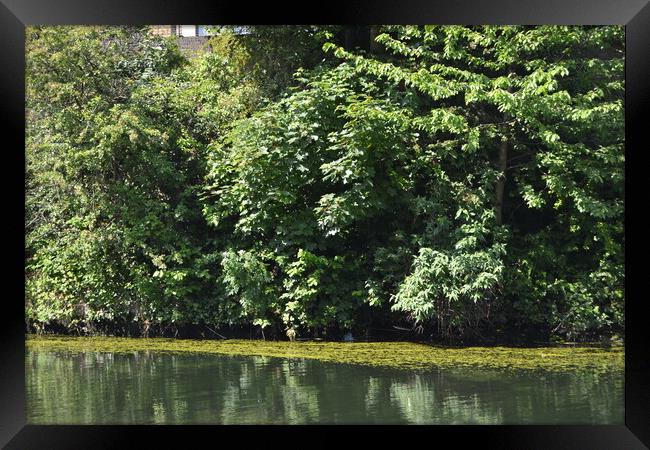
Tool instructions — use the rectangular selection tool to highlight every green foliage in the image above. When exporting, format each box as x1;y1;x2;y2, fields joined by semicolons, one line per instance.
318;25;624;339
212;25;342;100
26;26;258;333
26;25;624;342
220;249;275;326
393;239;505;336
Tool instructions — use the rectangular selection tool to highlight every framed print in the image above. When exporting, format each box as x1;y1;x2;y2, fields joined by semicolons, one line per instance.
1;0;648;447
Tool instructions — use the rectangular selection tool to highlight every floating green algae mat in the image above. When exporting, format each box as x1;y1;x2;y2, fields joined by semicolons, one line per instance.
26;335;624;372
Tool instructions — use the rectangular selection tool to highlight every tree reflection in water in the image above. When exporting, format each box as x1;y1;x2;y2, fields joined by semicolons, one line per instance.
26;351;623;424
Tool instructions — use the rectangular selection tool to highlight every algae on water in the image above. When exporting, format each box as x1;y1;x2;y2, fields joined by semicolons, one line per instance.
26;335;624;372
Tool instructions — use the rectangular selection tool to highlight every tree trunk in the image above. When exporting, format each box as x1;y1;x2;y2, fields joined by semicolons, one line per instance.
369;26;381;53
344;26;373;51
495;139;508;225
344;26;356;50
495;67;514;226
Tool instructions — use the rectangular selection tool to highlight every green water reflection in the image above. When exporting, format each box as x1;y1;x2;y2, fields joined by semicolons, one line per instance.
26;351;623;424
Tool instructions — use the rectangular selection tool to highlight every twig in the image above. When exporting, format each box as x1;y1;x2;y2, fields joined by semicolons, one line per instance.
205;325;226;339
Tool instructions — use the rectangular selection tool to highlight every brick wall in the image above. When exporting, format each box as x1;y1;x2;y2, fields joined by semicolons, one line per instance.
148;26;211;56
150;25;174;36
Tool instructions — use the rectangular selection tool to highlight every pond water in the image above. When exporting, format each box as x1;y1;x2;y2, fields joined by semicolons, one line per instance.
26;350;623;425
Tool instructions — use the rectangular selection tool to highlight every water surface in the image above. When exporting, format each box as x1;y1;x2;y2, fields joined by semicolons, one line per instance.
26;350;623;424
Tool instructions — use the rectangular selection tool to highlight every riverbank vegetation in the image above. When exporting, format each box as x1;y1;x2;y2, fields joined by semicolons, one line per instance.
26;25;624;344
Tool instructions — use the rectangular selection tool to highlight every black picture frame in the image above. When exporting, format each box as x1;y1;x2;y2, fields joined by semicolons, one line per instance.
1;1;647;448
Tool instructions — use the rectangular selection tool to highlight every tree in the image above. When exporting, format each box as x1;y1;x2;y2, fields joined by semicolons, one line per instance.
204;25;623;339
26;26;259;334
322;25;624;338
